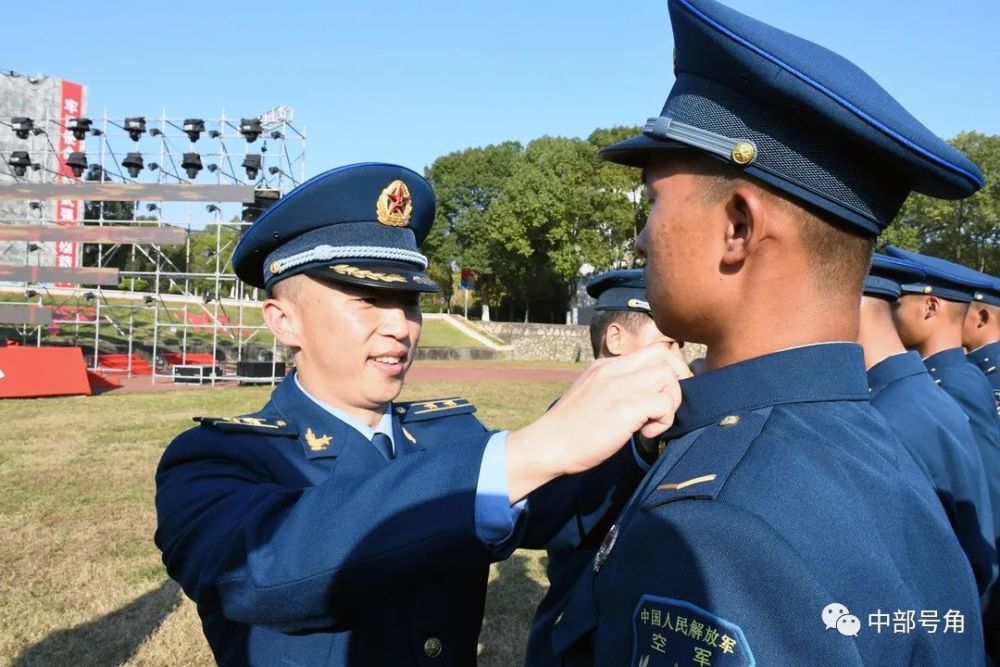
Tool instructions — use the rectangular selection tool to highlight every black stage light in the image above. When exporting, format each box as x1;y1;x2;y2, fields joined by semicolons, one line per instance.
242;154;262;180
183;118;205;142
11;117;34;140
124;117;146;141
181;152;203;179
9;151;31;176
67;117;92;140
66;152;88;177
239;118;262;143
122;152;144;178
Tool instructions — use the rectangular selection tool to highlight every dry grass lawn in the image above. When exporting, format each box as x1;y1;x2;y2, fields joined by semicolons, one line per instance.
0;374;571;666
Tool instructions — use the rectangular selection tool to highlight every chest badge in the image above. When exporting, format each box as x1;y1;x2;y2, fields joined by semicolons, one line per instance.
304;427;332;452
594;524;619;573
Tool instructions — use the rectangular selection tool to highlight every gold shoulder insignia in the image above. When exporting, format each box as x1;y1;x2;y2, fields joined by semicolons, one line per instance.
194;415;295;435
395;397;477;423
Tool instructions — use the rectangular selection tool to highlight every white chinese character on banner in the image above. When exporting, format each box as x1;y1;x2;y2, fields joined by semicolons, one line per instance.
58;241;73;254
59;207;76;222
919;610;940;634
943;610;965;634
892;610;915;634
868;611;890;634
64;99;80;114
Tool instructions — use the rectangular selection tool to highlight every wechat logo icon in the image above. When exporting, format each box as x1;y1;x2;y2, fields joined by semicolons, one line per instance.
823;602;861;637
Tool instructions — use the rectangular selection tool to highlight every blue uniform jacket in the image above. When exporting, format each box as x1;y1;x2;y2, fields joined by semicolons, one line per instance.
926;348;1000;545
155;375;517;666
550;344;984;667
868;351;997;597
967;341;1000;406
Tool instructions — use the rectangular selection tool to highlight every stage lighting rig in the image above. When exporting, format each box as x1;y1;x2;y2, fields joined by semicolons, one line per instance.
149;128;163;137
146;203;160;212
122;152;144;178
124;117;146;141
67;118;92;140
206;204;220;214
181;152;203;179
65;152;88;177
239;118;262;143
183;119;205;142
242;154;262;180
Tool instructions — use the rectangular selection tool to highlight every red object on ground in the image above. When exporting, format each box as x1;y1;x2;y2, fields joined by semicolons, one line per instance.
0;346;92;398
86;370;122;393
96;353;153;375
162;353;216;366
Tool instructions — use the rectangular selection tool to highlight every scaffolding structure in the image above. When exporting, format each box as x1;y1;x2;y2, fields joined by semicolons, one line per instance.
0;104;305;385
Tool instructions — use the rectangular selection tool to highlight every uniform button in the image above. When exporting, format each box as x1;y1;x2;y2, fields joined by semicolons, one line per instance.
423;637;443;658
718;415;741;427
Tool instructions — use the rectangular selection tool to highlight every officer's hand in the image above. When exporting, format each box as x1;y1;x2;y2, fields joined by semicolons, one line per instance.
505;341;689;502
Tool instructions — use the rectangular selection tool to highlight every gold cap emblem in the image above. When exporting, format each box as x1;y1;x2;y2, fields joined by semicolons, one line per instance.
923;286;933;294
376;179;413;227
269;260;283;276
730;142;756;166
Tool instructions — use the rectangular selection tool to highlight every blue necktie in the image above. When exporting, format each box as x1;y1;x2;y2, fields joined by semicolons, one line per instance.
371;432;394;461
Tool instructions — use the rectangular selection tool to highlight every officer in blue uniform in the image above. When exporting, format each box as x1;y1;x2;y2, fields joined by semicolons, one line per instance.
154;163;687;666
859;253;996;597
549;0;986;665
526;270;685;666
964;275;1000;410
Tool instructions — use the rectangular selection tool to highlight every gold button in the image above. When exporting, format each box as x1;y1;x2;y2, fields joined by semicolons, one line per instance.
424;637;443;658
396;407;406;414
730;141;756;166
718;415;741;427
930;368;936;373
276;420;286;427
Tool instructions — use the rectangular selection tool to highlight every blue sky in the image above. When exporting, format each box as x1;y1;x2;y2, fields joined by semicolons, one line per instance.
5;0;999;179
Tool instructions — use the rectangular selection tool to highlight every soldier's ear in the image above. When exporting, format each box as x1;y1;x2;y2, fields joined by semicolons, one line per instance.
263;296;303;348
604;321;625;357
720;184;767;267
924;296;941;320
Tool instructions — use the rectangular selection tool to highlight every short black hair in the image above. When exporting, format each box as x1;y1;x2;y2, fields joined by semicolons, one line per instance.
589;309;654;357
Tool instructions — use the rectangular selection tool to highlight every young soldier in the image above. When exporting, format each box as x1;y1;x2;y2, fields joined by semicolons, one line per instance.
859;253;995;597
526;269;686;666
964;275;1000;409
154;163;688;666
548;0;986;664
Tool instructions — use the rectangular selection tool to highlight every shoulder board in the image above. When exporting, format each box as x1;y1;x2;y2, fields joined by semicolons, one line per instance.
643;409;769;510
393;397;477;423
194;415;298;436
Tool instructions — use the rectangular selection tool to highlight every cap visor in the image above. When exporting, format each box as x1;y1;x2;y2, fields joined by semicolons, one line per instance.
302;260;439;293
598;134;690;167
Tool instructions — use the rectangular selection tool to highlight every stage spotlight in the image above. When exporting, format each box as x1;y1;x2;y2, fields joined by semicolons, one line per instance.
268;166;280;175
149;128;163;137
181;152;203;179
122;152;144;178
83;292;95;301
148;162;159;172
65;152;88;177
124;117;146;141
242;154;261;180
28;201;42;210
203;291;217;304
183;119;205;142
206;204;220;213
11;117;34;140
209;130;221;139
241;189;281;223
67;117;92;140
9;151;31;177
203;249;217;258
24;289;38;299
207;164;218;172
143;295;156;305
27;243;41;253
270;130;283;140
239;118;262;143
146;203;160;212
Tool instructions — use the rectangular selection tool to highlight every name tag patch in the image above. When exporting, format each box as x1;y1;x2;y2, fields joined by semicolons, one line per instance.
632;595;754;667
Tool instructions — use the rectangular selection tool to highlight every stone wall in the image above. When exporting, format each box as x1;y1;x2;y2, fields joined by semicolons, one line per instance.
477;320;707;365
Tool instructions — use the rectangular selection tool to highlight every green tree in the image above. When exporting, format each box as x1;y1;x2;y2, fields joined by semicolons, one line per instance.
883;132;1000;273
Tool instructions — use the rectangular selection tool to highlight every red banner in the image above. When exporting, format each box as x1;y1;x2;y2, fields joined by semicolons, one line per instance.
55;80;85;286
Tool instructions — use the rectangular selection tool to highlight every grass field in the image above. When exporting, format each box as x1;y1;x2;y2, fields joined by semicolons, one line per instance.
0;372;571;666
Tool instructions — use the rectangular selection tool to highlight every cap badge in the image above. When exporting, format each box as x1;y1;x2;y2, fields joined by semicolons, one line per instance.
730;142;757;166
376;179;413;227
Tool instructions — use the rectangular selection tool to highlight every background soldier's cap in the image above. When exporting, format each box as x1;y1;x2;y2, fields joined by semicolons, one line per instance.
600;0;984;235
230;162;439;292
884;246;993;304
586;269;651;313
864;253;925;302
